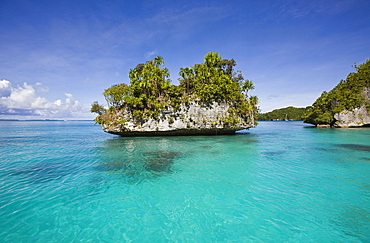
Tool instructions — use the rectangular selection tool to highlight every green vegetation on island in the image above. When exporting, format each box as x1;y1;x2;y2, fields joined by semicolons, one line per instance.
303;60;370;126
258;106;307;121
91;52;258;129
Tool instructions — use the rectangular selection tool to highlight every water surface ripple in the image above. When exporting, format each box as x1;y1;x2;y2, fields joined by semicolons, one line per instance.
0;121;369;242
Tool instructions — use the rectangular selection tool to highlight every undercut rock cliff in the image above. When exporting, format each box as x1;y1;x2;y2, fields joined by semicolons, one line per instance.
100;101;255;136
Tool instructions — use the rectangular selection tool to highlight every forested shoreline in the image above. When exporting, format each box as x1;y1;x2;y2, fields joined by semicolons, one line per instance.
258;106;307;121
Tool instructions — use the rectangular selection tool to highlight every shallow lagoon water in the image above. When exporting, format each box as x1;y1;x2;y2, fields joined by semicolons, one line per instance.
0;121;369;242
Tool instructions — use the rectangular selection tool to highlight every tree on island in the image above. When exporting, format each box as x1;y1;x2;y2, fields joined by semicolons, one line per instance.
90;101;106;115
303;59;370;126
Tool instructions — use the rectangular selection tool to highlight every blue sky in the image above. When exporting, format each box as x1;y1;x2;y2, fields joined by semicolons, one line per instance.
1;0;370;119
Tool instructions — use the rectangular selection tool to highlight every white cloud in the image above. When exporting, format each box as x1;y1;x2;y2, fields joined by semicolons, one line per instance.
0;79;86;118
65;93;73;99
0;79;10;89
54;100;62;106
0;79;11;97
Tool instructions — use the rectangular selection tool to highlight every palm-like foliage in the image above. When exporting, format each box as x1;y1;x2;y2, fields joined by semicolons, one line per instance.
94;52;259;123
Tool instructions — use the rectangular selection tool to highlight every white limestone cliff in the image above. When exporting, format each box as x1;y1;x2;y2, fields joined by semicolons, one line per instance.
333;106;370;127
333;88;370;127
101;101;255;136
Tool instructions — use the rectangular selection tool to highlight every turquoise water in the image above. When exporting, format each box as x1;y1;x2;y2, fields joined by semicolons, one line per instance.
0;121;369;242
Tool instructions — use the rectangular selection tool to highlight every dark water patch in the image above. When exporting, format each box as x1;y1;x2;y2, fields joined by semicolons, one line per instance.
316;147;330;151
94;158;142;180
315;147;338;152
145;157;174;173
143;151;181;159
338;144;370;152
94;151;182;183
144;151;181;173
261;151;286;157
94;160;131;172
10;161;76;183
199;145;212;149
198;145;221;154
361;157;370;161
93;160;151;185
285;145;299;150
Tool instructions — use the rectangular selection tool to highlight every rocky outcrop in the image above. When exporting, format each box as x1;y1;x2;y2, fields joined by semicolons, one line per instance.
333;106;370;127
333;88;370;127
101;101;255;136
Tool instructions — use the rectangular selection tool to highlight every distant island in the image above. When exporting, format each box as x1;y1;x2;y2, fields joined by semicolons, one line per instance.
258;106;307;121
91;52;258;136
303;59;370;127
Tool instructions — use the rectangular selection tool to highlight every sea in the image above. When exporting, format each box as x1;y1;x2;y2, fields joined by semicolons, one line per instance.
0;120;369;242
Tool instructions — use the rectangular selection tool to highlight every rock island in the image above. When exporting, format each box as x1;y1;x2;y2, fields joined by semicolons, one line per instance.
91;52;258;136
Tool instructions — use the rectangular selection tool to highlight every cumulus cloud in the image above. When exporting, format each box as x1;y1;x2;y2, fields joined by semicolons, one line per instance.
0;79;85;118
0;79;11;97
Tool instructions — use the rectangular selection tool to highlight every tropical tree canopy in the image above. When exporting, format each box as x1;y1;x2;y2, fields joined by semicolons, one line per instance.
90;101;106;115
179;52;254;105
93;52;258;123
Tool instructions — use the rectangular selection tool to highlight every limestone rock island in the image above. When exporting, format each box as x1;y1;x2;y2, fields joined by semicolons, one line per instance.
303;59;370;127
91;52;258;136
